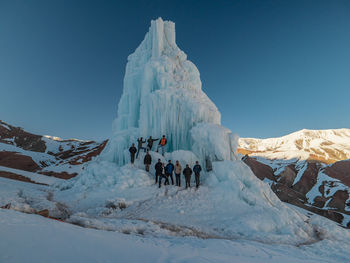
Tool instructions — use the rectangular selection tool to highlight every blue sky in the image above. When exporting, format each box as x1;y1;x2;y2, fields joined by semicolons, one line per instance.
1;0;349;140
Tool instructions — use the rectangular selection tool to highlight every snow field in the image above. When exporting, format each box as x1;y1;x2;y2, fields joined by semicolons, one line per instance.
2;209;339;263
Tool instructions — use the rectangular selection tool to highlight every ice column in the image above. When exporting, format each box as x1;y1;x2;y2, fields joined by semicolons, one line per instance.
102;18;236;165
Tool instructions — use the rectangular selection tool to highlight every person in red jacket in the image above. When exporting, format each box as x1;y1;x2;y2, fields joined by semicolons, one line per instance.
156;135;167;156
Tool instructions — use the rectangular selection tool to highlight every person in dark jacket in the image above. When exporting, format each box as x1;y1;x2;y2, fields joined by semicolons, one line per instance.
183;164;192;189
136;137;146;158
154;159;163;184
193;161;202;188
129;143;137;164
144;150;152;172
156;135;167;156
165;160;175;185
147;136;159;151
158;163;168;188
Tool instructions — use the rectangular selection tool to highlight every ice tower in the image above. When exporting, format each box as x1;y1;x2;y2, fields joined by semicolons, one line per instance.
102;18;237;165
60;19;322;246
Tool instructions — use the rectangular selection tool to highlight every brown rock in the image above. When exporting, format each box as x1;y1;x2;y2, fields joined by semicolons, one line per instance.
327;190;349;211
271;183;306;205
292;162;320;195
39;171;77;179
0;120;46;152
0;171;47;185
242;156;276;181
313;196;327;208
324;160;350;187
35;209;49;217
0;151;40;172
277;164;297;187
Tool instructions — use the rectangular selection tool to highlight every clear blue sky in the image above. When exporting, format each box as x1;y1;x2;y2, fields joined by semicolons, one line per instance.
1;0;349;140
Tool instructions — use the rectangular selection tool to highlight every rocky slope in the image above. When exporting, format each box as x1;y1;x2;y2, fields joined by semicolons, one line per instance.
238;129;350;227
0;120;107;180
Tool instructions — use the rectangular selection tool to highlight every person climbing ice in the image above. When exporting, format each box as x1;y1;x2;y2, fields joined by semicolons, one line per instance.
193;161;202;188
154;159;163;184
147;136;159;151
165;160;175;185
174;160;182;187
136;137;146;158
144;150;152;172
183;164;192;189
156;135;167;156
129;143;137;164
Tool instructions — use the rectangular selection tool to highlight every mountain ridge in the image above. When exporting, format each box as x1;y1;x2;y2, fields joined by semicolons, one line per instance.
238;128;350;164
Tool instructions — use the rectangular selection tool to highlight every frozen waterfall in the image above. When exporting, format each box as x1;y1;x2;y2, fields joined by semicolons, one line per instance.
102;18;237;165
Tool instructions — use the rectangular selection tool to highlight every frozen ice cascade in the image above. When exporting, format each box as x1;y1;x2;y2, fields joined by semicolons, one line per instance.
101;17;237;166
56;18;332;246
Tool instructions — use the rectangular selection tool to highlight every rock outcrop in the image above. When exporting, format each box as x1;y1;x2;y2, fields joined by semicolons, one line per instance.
0;120;107;180
242;155;350;227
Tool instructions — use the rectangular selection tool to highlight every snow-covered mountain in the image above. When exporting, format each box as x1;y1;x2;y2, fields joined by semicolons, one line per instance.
238;128;350;164
0;120;107;180
242;155;350;227
237;129;350;227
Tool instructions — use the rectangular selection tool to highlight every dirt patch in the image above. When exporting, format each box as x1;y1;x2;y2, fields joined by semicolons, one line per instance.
39;170;78;179
0;151;40;172
0;171;47;185
242;156;276;181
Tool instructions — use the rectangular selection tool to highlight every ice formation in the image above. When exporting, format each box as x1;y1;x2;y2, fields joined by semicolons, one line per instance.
55;18;339;245
102;18;237;165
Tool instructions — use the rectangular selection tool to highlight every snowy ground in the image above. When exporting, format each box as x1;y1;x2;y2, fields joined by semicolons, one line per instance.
0;208;342;263
1;152;350;262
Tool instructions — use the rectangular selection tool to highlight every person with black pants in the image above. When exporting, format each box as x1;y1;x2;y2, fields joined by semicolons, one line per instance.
154;159;162;184
144;150;152;172
147;136;159;151
129;143;137;164
193;161;202;188
183;164;192;189
165;160;175;185
136;137;146;158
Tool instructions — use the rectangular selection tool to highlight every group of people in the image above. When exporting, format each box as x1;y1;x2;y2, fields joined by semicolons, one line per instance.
128;135;202;189
154;159;202;189
129;135;168;163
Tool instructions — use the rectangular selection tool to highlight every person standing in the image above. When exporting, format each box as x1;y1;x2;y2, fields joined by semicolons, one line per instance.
165;160;175;185
147;136;159;151
159;163;168;188
136;137;146;158
129;143;137;164
174;160;182;187
154;159;162;184
157;135;167;156
193;161;202;188
144;150;152;172
183;164;192;189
